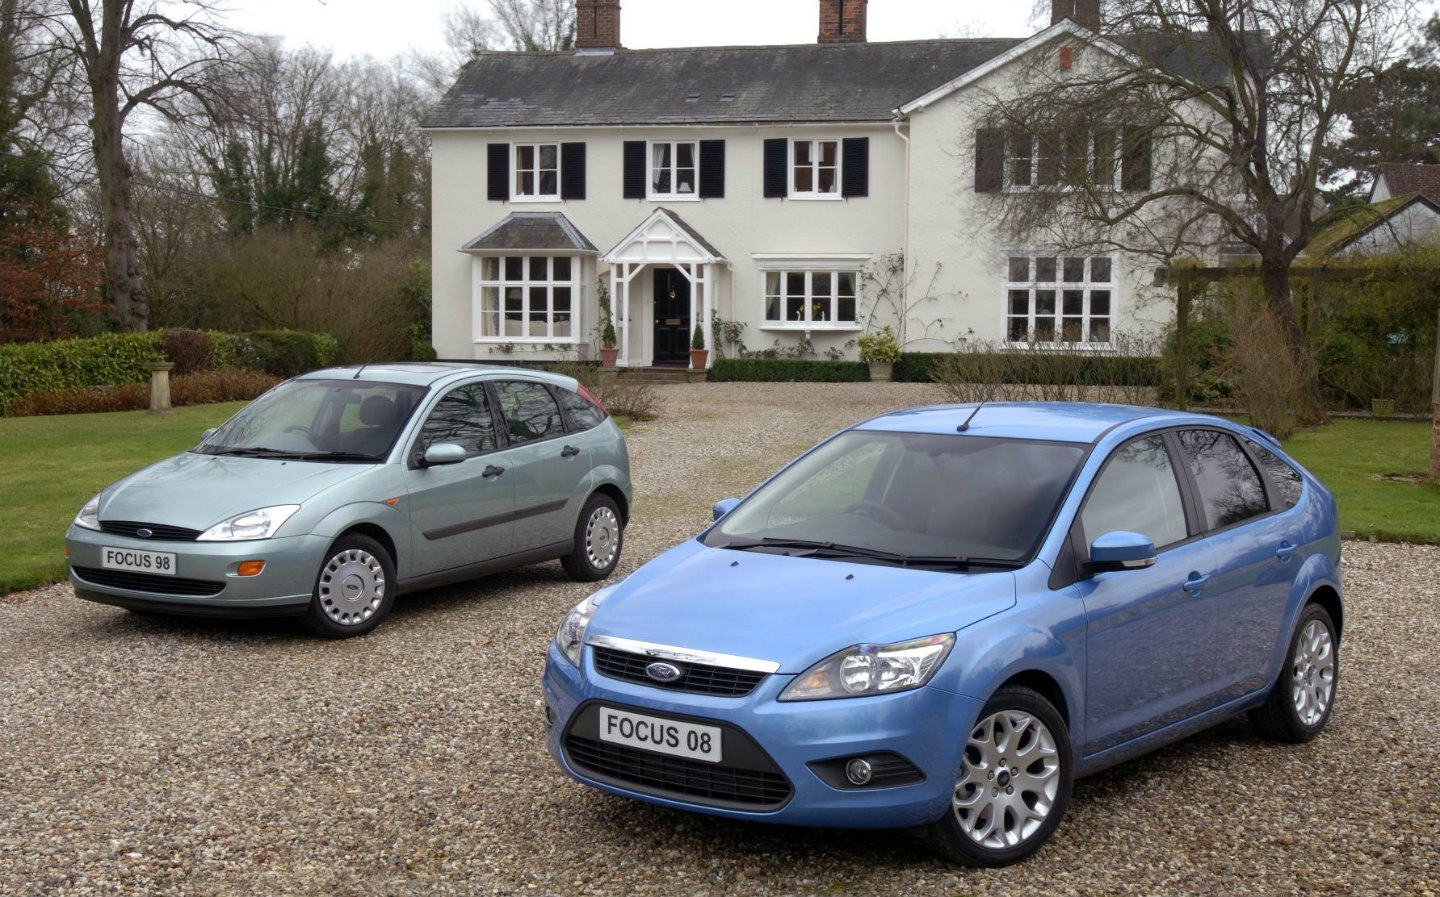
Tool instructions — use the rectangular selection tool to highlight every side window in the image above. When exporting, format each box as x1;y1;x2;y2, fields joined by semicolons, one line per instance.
1246;439;1304;509
495;380;564;444
1080;435;1189;549
1177;430;1269;529
419;384;496;458
557;387;606;431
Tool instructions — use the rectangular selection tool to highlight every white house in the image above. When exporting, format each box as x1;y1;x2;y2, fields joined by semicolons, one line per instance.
422;0;1188;367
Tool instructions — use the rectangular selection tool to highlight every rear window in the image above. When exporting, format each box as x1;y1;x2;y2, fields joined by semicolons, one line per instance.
558;387;606;431
1247;439;1304;508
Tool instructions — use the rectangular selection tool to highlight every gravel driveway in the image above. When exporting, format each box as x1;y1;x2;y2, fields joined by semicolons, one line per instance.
2;382;1437;896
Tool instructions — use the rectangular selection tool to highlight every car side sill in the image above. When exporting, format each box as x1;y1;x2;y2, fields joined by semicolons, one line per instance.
396;541;573;594
1075;686;1271;779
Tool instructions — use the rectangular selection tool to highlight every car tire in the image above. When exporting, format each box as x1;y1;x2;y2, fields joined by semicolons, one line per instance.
925;685;1073;868
305;533;396;639
1250;602;1338;743
561;493;623;582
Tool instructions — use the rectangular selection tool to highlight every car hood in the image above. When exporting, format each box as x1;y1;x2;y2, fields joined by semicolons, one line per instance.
98;451;371;532
587;540;1017;673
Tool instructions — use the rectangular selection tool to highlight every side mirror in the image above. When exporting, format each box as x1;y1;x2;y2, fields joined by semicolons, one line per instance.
712;497;741;521
1087;531;1158;575
200;428;217;441
422;443;467;467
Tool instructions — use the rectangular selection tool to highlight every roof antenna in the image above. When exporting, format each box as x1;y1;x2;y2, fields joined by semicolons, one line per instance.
956;382;1003;432
352;363;367;380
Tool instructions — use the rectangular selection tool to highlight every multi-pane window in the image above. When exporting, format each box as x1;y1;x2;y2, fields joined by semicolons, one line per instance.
1006;130;1118;190
1005;254;1113;344
791;140;840;196
763;270;858;326
650;141;697;197
477;255;578;341
514;144;559;199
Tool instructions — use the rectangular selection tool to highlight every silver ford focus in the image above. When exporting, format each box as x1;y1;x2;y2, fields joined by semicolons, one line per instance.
65;363;632;637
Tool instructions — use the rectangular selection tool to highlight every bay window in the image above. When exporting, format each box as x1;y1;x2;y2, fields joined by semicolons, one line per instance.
477;255;580;341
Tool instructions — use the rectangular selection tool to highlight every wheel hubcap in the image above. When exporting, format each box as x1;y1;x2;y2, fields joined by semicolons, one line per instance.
318;548;385;626
953;710;1060;850
585;507;619;569
1290;619;1335;727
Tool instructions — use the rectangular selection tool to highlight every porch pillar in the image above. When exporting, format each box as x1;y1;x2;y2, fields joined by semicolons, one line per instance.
608;264;619;364
701;264;714;369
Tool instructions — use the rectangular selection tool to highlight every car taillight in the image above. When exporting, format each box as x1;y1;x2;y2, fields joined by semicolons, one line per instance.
576;383;606;414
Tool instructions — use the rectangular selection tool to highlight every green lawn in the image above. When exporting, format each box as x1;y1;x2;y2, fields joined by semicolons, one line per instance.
1279;418;1440;544
0;403;248;593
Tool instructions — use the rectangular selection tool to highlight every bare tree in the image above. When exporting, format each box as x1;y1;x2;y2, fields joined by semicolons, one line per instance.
971;0;1417;402
40;0;236;331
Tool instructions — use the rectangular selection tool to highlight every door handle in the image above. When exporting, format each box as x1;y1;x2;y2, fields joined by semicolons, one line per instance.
1276;542;1297;562
482;465;505;479
560;445;580;458
1183;573;1211;594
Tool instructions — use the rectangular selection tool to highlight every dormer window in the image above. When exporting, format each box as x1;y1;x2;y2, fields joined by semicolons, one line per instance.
650;141;698;199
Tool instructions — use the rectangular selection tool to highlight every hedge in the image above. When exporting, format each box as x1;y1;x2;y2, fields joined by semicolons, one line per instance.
0;329;341;415
895;352;1164;386
708;359;871;382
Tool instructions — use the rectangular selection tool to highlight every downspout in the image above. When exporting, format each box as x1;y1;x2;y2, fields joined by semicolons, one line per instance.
892;113;911;344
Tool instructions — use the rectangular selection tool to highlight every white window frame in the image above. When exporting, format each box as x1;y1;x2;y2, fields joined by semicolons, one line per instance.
647;140;700;201
1002;252;1116;347
756;259;864;331
511;142;561;202
1004;129;1120;193
789;138;843;200
473;253;583;343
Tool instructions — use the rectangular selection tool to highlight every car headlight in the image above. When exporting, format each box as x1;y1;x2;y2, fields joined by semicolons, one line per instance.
555;582;620;667
196;505;301;541
779;633;956;701
73;493;101;530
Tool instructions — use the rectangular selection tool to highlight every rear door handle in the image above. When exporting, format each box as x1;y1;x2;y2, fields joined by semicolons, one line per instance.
1183;573;1211;594
1276;542;1297;562
482;465;505;479
560;445;581;458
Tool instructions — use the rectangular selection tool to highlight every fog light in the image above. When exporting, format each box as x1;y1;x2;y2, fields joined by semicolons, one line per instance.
544;703;556;729
236;560;265;577
845;758;873;786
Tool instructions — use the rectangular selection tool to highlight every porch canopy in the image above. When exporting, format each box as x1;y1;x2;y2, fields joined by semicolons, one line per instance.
602;208;727;368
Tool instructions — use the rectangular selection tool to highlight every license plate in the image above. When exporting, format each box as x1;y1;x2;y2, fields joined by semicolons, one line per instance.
597;707;722;763
101;547;177;576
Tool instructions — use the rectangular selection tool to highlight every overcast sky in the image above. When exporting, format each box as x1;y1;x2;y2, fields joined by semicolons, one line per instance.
226;0;1047;60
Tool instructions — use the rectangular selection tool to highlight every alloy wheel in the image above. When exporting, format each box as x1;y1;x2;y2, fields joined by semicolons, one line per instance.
1290;619;1336;727
952;710;1062;850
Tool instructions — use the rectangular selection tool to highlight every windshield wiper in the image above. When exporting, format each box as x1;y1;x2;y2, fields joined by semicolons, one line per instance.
204;446;298;458
719;538;1022;570
290;451;379;463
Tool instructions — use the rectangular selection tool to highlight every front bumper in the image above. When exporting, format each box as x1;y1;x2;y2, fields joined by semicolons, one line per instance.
542;640;981;829
65;524;324;616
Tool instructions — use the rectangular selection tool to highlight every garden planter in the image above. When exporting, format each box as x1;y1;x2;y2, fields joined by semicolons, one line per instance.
689;349;709;370
600;347;619;368
868;361;893;382
1372;398;1396;418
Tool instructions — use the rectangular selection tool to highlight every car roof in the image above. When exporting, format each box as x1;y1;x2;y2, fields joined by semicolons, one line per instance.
851;402;1193;444
294;362;578;390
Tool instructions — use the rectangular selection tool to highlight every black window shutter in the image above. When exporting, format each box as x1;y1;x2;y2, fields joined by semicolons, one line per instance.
622;140;646;199
560;142;586;200
841;137;869;197
1121;127;1152;192
974;128;1004;193
698;140;725;198
763;138;787;198
487;143;509;201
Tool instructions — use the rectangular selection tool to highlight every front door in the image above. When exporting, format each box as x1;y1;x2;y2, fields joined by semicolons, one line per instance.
652;268;691;366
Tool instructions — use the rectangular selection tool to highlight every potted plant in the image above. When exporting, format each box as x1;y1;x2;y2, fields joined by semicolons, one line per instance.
597;281;619;367
689;324;709;370
857;325;900;381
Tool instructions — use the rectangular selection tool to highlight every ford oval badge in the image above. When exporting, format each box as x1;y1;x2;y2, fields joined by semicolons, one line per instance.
645;662;683;683
135;527;153;538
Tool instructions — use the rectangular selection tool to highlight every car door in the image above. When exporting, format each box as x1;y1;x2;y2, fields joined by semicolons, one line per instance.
403;382;515;577
1074;432;1221;754
490;379;591;551
1174;429;1294;702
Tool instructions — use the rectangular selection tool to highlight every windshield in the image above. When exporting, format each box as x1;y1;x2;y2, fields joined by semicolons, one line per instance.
195;379;427;462
702;431;1087;567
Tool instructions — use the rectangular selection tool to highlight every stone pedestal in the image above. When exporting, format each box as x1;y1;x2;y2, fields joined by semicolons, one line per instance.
146;361;175;415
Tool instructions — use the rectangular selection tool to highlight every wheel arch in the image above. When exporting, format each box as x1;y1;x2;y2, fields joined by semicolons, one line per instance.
993;669;1071;729
331;522;398;570
1306;583;1343;641
590;482;630;526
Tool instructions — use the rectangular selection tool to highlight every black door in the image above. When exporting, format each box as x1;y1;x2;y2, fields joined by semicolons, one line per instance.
652;268;691;366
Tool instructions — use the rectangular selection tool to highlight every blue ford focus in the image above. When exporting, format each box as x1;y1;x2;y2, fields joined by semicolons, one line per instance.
543;403;1342;866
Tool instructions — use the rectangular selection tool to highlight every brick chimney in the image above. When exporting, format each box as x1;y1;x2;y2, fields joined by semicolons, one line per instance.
1050;0;1100;30
818;0;867;44
576;0;621;49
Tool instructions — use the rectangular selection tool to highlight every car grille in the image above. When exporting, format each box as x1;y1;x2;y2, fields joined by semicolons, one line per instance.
99;521;204;542
71;567;224;597
564;735;792;809
592;647;767;697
